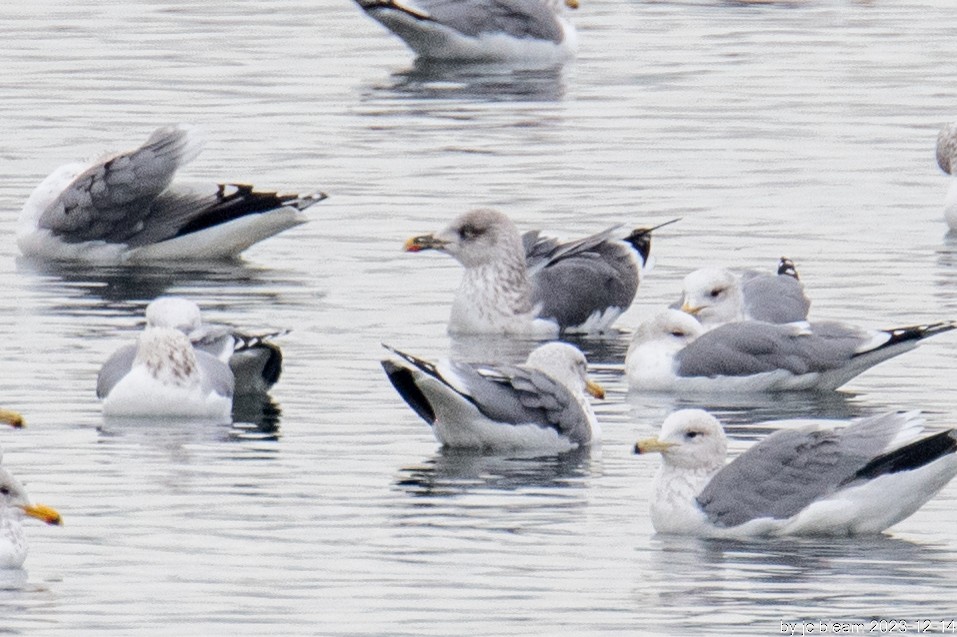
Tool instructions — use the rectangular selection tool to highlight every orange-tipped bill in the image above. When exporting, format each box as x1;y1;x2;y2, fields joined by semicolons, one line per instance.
586;378;605;400
404;234;447;253
633;438;675;455
565;0;580;8
22;503;62;526
680;302;701;316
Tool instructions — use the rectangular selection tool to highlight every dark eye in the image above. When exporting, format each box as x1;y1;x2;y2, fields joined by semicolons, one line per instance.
0;486;10;495
670;330;685;337
459;224;483;240
685;431;701;440
709;288;723;298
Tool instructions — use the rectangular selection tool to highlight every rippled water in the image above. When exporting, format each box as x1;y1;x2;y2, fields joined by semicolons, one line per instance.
1;0;957;634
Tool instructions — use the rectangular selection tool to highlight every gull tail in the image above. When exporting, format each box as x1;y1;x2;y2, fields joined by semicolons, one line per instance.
381;344;438;425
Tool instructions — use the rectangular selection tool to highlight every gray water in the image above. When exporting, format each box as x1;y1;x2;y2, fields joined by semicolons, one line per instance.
1;0;957;634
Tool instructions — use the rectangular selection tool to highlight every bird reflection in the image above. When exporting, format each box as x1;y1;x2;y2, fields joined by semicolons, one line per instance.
380;59;567;102
397;445;595;496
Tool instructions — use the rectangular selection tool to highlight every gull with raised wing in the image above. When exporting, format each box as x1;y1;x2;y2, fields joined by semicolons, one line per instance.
19;124;326;262
626;309;955;393
354;0;580;63
405;208;676;335
634;409;957;537
381;341;604;451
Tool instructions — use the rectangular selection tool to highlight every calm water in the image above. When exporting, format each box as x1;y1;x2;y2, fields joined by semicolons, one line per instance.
1;0;957;634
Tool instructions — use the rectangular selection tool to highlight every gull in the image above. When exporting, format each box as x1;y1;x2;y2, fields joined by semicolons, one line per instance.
677;258;810;329
145;297;285;395
0;466;62;569
97;315;235;419
625;309;955;392
353;0;580;63
405;208;676;335
634;409;957;537
18;124;327;263
936;122;957;231
380;341;604;451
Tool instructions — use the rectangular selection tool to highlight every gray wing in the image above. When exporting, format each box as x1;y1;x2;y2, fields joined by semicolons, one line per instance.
38;125;200;244
675;321;863;378
938;122;957;175
740;271;810;324
456;362;594;445
96;344;138;399
385;0;565;43
196;350;235;398
526;227;639;329
697;413;923;527
188;323;236;361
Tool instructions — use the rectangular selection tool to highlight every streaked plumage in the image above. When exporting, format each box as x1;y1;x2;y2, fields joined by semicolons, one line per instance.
936;122;957;230
634;409;957;537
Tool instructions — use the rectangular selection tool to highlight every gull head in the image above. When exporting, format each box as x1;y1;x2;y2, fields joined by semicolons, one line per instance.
937;122;957;175
680;267;744;327
0;467;61;526
628;309;704;357
135;327;200;386
146;297;203;333
525;342;604;399
405;209;525;269
634;409;727;472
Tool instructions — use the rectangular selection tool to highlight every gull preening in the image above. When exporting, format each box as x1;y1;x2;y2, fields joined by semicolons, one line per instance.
145;297;286;396
634;409;957;537
0;466;61;569
380;341;604;451
626;309;955;392
353;0;580;63
18;124;327;263
405;208;676;335
677;258;810;329
937;122;957;231
97;307;235;419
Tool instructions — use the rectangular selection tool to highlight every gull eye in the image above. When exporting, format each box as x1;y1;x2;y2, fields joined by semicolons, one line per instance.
459;224;483;240
709;288;723;299
685;430;701;440
0;486;9;496
670;329;685;337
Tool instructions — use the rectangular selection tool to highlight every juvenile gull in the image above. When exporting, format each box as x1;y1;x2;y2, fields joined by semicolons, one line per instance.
405;208;676;335
381;341;604;451
145;297;285;396
18;124;327;262
936;122;957;230
634;409;957;537
97;319;235;419
677;258;810;329
625;309;955;392
353;0;579;63
0;466;61;569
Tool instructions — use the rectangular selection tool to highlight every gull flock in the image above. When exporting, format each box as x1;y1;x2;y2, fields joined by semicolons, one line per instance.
5;0;957;568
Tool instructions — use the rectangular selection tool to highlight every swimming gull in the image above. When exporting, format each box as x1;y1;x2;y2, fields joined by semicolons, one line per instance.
677;258;810;329
634;409;957;537
353;0;579;63
625;309;955;392
936;122;957;230
18;124;327;263
145;297;285;396
97;319;235;419
381;341;604;450
0;465;61;569
405;208;676;335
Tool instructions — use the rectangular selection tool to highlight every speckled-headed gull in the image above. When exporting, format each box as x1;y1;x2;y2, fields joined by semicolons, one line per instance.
354;0;579;63
19;124;326;263
97;317;235;419
634;409;957;537
381;341;604;451
677;258;810;329
625;309;955;393
0;466;61;569
405;208;676;335
936;122;957;231
145;297;285;396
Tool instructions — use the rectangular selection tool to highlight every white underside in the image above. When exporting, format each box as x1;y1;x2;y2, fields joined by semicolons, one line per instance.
0;518;28;570
102;366;232;420
17;208;306;263
562;306;624;335
373;12;577;63
945;178;957;230
415;374;582;452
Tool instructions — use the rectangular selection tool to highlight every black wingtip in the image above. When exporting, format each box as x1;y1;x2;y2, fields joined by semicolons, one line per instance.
355;0;432;20
879;321;957;349
381;360;437;425
623;218;680;263
777;257;800;280
850;429;957;482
